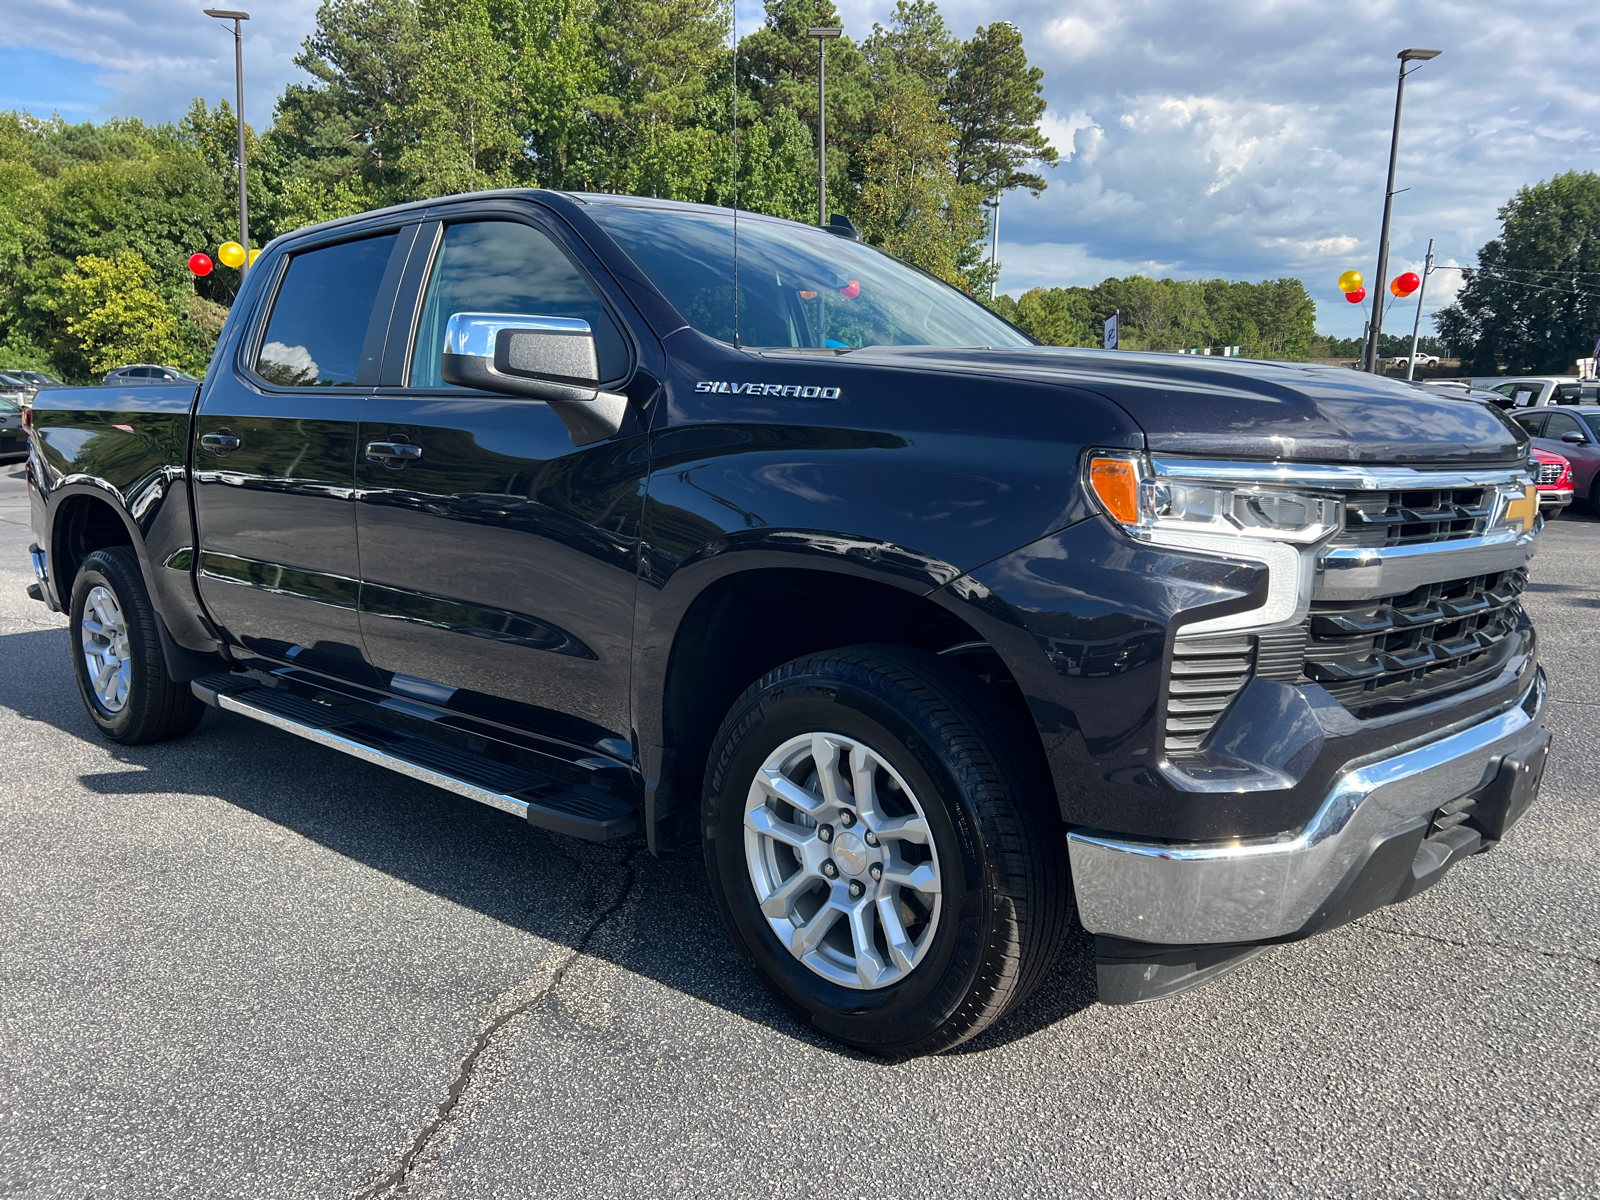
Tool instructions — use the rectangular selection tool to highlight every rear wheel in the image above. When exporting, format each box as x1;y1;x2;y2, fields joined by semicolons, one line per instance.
70;547;206;744
702;645;1069;1057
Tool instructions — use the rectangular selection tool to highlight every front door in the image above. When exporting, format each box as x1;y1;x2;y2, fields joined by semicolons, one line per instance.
354;214;647;759
192;226;411;683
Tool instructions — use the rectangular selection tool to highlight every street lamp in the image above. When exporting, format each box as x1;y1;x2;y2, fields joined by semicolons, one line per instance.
806;25;843;227
1365;46;1440;373
1405;237;1435;381
204;8;251;274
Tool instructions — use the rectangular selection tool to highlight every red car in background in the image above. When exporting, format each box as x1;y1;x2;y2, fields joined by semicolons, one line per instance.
1532;447;1573;516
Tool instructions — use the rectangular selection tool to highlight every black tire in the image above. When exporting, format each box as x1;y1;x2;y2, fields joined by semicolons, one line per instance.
69;546;206;745
702;645;1070;1057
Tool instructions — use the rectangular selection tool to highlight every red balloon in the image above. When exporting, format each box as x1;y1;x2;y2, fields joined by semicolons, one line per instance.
1391;271;1421;297
838;279;860;299
1345;286;1366;304
188;252;214;277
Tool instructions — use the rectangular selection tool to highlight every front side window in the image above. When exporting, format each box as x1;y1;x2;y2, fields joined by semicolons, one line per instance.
1543;412;1583;439
410;221;629;388
254;232;399;387
588;205;1032;351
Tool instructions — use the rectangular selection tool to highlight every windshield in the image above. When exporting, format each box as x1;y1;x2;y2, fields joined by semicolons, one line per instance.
1579;412;1600;440
0;398;19;414
588;204;1032;351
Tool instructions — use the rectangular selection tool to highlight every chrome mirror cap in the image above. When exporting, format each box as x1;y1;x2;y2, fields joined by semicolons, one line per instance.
442;312;593;359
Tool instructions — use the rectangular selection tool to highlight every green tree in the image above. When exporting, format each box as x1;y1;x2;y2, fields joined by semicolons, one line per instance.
509;0;608;190
400;0;522;195
854;81;986;290
273;0;423;193
739;0;873;214
944;21;1057;195
863;1;959;97
585;0;730;197
1010;286;1094;346
53;252;184;373
1435;171;1600;373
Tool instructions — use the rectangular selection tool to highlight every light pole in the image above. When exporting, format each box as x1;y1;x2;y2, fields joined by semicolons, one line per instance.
1405;238;1435;381
1365;46;1440;373
806;25;842;227
204;8;251;274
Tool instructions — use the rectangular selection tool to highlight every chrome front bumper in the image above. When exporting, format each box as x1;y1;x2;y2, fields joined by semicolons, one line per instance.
1068;668;1548;945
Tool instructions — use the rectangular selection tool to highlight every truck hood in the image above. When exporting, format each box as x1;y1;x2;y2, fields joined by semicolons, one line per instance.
837;346;1527;464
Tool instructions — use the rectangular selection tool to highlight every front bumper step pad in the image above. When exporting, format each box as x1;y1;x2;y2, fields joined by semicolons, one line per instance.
191;673;637;842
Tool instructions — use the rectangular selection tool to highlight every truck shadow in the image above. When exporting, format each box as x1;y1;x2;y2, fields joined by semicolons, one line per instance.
0;625;1097;1060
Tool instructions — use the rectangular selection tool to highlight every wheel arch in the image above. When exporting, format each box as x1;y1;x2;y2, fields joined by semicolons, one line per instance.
48;482;224;683
638;546;1053;850
49;484;144;605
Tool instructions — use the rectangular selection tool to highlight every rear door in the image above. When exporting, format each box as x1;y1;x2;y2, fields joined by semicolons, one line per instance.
353;209;647;758
192;225;413;683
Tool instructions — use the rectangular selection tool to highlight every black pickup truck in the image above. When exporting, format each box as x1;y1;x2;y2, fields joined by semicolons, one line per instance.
25;191;1551;1056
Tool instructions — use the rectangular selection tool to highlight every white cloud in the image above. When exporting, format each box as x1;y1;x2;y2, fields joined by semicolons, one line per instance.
995;240;1179;293
1038;109;1096;162
1042;16;1105;60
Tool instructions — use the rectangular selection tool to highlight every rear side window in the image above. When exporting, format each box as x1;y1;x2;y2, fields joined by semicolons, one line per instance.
1511;414;1544;435
254;233;399;386
410;221;629;388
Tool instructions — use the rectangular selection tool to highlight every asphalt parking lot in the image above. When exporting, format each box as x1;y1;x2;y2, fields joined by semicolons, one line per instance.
1;457;1596;1199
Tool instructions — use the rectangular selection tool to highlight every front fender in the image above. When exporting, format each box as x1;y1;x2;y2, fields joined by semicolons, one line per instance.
929;516;1280;840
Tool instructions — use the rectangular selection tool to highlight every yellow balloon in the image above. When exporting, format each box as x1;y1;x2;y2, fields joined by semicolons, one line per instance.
218;241;247;269
247;248;261;265
1337;269;1364;294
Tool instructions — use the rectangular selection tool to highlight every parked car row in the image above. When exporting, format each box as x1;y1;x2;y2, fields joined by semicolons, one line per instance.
1464;376;1597;408
1511;407;1600;513
102;364;202;387
1412;377;1598;518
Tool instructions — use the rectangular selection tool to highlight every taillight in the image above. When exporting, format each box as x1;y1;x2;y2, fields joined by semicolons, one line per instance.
20;404;31;434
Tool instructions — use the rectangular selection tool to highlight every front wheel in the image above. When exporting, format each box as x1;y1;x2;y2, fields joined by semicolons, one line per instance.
70;547;207;744
702;646;1070;1057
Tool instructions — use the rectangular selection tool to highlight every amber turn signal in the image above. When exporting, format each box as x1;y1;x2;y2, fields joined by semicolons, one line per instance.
1089;457;1141;525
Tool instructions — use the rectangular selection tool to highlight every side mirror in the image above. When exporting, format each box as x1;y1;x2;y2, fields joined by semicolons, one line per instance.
439;312;627;446
1561;430;1587;445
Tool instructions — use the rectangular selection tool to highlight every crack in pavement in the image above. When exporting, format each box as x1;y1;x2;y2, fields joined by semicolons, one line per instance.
1354;920;1600;969
351;842;648;1200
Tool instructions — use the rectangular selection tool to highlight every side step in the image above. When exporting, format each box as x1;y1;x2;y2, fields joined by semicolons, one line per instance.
191;673;637;842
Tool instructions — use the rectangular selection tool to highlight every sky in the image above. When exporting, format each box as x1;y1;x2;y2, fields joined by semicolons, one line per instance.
3;0;1597;338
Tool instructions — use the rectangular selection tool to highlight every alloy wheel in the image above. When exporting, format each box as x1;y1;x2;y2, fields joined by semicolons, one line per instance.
80;584;132;713
743;731;943;990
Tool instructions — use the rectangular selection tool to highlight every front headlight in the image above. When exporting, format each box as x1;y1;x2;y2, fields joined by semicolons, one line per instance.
1087;453;1342;636
1088;455;1343;544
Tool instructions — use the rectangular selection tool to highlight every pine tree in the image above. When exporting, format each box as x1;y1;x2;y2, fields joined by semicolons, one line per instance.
945;21;1057;195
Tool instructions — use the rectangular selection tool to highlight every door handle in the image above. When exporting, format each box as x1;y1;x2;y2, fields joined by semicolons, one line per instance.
200;431;240;456
365;441;423;468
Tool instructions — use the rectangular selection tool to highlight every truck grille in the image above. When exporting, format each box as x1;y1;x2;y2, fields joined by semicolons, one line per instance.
1303;568;1526;715
1330;487;1494;549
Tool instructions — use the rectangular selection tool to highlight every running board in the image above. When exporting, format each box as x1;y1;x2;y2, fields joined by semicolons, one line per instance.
191;674;637;842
